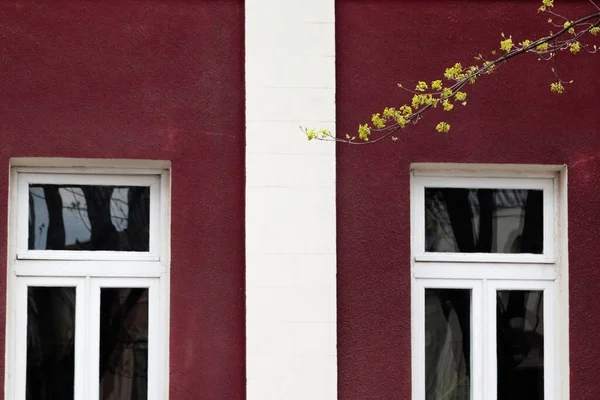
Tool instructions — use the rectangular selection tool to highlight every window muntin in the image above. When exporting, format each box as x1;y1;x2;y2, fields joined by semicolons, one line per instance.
411;168;563;400
8;165;169;400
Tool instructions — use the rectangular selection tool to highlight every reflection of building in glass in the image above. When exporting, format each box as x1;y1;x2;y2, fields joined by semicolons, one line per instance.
425;189;542;253
425;289;470;399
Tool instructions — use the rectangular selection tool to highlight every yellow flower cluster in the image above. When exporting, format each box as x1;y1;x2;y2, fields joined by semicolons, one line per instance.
442;100;454;112
415;81;428;92
379;106;412;128
435;122;451;133
431;80;443;91
536;42;549;52
500;36;514;53
455;92;467;101
444;63;463;80
358;124;371;141
306;128;317;140
371;113;386;128
564;21;575;35
305;128;332;141
482;61;496;74
590;27;600;36
519;39;532;48
412;94;435;109
538;0;554;12
569;41;581;54
550;82;565;94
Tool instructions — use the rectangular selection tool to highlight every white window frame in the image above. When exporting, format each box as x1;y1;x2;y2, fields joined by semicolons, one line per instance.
410;163;568;400
5;158;171;400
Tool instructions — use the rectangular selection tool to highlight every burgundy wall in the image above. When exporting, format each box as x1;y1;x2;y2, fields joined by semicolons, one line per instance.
337;0;600;398
0;1;245;398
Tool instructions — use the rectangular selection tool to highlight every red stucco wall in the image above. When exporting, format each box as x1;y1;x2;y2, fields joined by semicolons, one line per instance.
0;1;245;398
337;0;600;398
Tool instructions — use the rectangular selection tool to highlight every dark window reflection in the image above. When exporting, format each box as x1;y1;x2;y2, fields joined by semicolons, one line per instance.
497;290;544;400
425;189;543;254
100;288;149;400
27;286;76;400
28;185;150;251
425;288;471;400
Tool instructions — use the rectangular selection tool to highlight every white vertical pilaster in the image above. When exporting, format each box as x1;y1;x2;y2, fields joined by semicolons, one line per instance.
245;0;337;399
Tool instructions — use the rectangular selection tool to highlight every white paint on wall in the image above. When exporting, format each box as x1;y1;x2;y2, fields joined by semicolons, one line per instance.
245;0;337;399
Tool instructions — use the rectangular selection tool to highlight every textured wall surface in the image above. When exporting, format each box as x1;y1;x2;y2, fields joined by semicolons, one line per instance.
0;1;245;398
336;0;600;398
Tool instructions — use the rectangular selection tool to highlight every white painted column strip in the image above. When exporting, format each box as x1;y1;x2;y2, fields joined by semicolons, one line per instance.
245;0;337;399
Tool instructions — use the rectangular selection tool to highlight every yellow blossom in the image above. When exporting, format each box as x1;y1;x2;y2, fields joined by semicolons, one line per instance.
538;0;554;12
536;42;549;52
564;21;575;35
590;27;600;36
435;122;451;133
371;113;386;128
442;100;454;112
444;63;463;80
318;129;331;138
415;81;428;92
358;124;371;141
441;88;453;98
569;41;581;54
383;107;396;119
550;82;565;94
412;94;421;109
482;61;496;74
500;36;513;53
396;115;407;128
455;92;467;101
431;80;443;91
398;105;412;116
520;39;532;48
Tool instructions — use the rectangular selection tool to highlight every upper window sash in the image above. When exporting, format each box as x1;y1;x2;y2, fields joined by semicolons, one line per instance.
15;172;162;262
412;174;555;264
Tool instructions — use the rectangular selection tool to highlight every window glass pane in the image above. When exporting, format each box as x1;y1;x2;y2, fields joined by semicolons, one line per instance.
27;286;76;399
425;288;471;400
100;288;149;400
425;188;543;253
28;185;150;251
497;290;544;400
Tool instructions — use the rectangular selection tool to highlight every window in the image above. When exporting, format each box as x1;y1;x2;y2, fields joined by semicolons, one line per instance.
6;160;170;400
411;165;567;400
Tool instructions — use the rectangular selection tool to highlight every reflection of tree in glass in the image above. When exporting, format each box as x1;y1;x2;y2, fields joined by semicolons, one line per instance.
28;185;150;251
100;288;148;400
425;189;543;253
